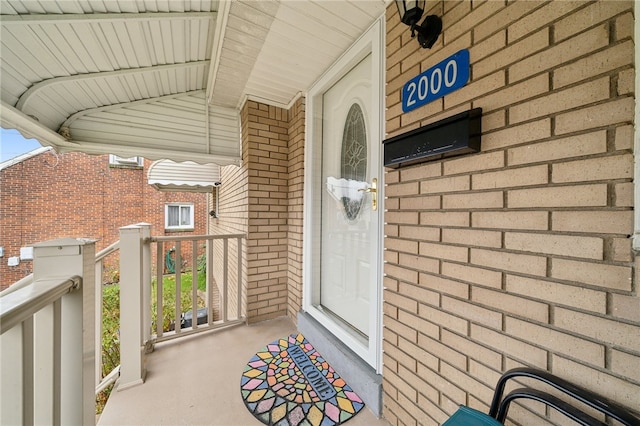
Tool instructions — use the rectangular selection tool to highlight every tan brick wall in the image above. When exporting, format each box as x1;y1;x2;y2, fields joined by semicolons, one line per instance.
242;101;290;323
213;103;250;319
214;98;304;325
384;1;638;425
210;164;245;318
287;97;305;321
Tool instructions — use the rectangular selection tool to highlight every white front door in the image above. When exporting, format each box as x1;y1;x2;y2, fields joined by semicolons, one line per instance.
305;20;383;371
320;54;375;336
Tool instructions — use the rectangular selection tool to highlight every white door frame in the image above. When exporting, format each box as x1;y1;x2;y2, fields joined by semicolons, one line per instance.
303;18;384;373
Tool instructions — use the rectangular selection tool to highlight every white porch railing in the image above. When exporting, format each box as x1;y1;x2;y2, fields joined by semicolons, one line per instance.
118;224;246;389
0;238;96;426
1;239;123;416
151;233;246;342
0;226;246;423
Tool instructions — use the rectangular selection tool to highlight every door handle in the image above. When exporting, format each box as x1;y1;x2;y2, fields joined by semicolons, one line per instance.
358;178;377;211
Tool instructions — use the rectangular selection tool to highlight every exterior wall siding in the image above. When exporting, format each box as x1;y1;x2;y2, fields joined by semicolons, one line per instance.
383;1;638;425
0;151;208;290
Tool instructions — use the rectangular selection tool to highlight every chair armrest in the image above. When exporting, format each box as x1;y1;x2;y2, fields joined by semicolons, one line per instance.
496;387;607;426
488;367;640;426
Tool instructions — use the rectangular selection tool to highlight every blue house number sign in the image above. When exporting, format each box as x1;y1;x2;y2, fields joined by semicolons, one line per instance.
402;49;470;113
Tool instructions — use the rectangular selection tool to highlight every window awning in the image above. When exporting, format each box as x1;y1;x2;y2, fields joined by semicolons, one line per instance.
148;160;221;193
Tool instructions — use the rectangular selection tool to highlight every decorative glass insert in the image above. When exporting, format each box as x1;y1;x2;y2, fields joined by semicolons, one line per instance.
340;103;367;222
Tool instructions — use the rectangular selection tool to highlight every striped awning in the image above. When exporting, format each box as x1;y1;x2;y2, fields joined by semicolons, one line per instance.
148;159;221;192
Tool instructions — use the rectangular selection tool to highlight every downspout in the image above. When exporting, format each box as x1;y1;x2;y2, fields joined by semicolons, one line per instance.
206;100;211;155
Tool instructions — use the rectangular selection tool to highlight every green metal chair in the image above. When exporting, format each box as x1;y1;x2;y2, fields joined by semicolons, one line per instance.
443;367;640;426
443;406;502;426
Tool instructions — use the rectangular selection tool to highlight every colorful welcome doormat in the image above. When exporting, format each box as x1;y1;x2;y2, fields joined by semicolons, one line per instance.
241;334;365;426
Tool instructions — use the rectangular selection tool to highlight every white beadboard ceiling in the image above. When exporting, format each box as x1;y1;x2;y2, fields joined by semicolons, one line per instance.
0;0;387;165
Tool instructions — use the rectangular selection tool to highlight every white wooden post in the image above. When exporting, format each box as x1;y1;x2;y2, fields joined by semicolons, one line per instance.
118;225;146;390
32;238;96;426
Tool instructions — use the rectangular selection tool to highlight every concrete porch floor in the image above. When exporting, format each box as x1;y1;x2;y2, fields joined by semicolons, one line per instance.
98;316;389;426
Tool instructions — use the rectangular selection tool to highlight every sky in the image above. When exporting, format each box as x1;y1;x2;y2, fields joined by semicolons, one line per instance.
0;128;43;162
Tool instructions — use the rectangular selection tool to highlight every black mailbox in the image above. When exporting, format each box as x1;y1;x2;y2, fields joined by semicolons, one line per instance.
383;108;482;168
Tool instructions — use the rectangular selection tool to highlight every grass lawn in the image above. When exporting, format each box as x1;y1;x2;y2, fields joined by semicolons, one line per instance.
151;271;207;332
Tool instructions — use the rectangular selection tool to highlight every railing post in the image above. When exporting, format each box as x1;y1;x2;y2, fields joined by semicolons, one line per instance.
32;238;96;426
118;225;146;390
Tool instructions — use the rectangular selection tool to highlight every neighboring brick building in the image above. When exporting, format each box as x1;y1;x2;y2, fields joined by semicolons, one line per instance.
0;148;208;289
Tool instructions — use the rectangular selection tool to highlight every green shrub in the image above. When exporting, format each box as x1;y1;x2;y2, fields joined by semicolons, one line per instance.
97;283;120;414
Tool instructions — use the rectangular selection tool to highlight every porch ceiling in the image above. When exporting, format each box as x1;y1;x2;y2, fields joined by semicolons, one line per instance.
0;0;387;165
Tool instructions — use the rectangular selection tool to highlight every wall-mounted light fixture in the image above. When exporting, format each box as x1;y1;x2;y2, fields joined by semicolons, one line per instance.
395;0;442;49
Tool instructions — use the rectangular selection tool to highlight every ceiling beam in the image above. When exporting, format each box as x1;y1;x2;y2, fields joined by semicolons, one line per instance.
207;0;232;104
17;61;210;112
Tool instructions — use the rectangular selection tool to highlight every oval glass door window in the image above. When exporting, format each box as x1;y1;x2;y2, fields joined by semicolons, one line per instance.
340;103;367;222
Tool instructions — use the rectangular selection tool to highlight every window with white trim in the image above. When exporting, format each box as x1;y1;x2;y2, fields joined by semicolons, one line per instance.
109;154;143;167
165;203;194;230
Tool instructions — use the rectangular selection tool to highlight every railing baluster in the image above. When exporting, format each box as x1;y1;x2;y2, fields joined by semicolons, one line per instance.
174;243;182;334
192;240;198;330
34;304;54;424
52;298;61;426
207;238;213;326
156;243;164;338
1;325;23;425
22;317;34;426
